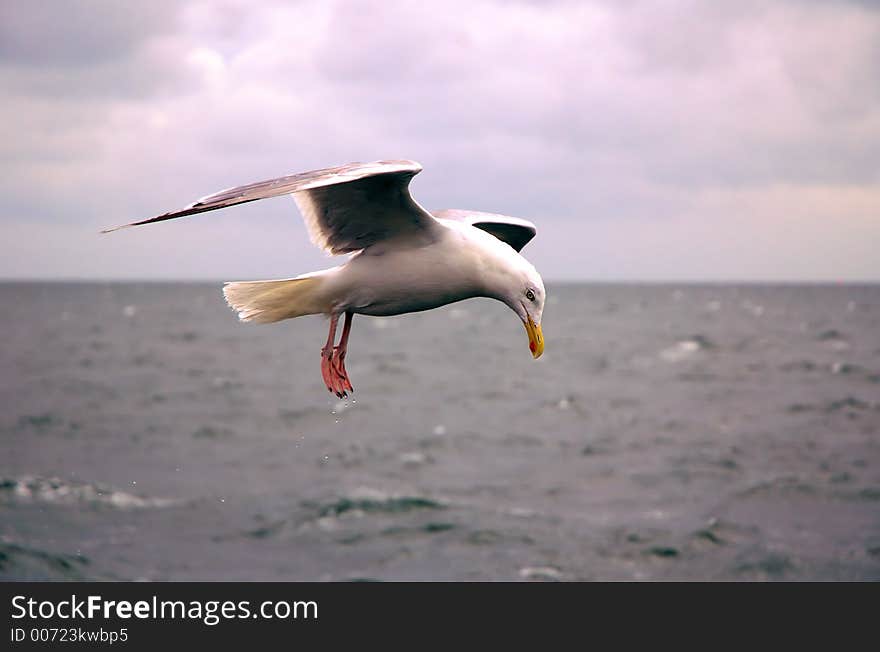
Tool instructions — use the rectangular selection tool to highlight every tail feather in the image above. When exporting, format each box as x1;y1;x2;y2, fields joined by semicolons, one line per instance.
223;276;325;324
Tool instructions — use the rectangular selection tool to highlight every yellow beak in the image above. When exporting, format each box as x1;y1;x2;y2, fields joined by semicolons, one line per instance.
523;313;544;359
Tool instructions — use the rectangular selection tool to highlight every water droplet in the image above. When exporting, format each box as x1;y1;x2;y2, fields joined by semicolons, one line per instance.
220;498;225;503
131;481;137;485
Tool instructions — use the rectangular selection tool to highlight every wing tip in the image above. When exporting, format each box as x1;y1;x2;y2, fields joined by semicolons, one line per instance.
101;159;424;236
100;223;133;234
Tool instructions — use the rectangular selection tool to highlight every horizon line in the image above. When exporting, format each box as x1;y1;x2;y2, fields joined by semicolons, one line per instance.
1;277;878;286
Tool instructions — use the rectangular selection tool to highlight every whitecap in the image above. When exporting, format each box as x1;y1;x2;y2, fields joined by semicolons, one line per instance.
518;566;563;581
659;340;700;362
398;452;429;466
1;475;176;509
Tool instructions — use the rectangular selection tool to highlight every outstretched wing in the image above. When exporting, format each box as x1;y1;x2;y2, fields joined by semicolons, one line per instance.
432;209;537;252
103;160;439;255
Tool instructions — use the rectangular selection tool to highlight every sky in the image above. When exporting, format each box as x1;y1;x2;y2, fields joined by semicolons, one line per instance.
1;0;878;282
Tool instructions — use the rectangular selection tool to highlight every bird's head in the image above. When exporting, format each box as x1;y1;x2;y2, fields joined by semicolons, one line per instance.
495;258;545;359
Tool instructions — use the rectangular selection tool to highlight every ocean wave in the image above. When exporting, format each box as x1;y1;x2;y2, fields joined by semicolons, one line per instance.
659;335;716;362
0;475;177;509
0;540;90;580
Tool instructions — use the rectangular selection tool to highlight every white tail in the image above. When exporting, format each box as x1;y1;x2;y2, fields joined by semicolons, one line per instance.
222;276;326;323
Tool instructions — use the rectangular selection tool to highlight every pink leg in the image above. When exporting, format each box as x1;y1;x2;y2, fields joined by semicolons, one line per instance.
320;314;339;395
331;312;354;395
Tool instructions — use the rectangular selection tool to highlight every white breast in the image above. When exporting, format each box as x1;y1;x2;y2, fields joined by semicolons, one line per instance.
328;221;502;316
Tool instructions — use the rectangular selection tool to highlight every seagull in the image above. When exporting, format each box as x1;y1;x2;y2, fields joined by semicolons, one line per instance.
103;160;545;396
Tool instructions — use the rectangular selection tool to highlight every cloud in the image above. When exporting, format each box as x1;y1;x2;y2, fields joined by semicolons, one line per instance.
0;1;180;67
1;0;878;280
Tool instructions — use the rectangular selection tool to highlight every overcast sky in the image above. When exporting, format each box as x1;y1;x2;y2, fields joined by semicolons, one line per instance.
1;0;878;281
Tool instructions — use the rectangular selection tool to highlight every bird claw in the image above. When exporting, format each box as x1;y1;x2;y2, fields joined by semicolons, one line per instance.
331;348;353;395
321;346;354;398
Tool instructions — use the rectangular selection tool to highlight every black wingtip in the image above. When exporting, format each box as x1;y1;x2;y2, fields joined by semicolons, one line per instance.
100;223;133;234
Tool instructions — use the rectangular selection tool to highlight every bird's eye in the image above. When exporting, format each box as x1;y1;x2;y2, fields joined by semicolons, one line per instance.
526;289;536;302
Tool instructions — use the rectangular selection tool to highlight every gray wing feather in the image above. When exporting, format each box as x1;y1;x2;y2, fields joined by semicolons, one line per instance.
103;160;437;254
292;163;435;254
432;209;537;252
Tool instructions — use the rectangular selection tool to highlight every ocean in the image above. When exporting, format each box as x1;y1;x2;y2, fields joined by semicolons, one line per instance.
1;282;878;580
